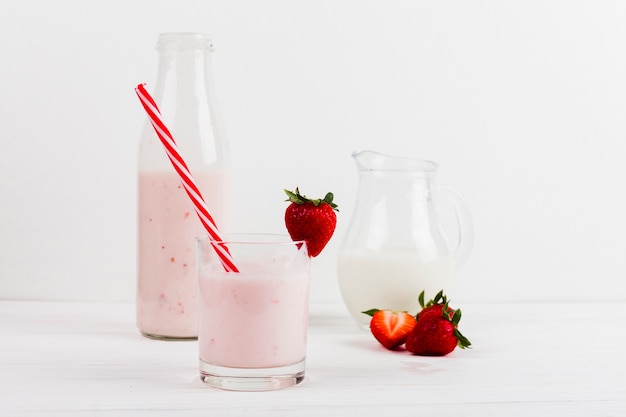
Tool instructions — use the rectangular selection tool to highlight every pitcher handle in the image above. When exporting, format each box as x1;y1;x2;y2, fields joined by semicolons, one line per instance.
436;185;474;269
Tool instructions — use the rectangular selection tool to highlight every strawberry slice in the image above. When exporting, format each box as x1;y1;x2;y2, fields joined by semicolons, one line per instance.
362;309;417;350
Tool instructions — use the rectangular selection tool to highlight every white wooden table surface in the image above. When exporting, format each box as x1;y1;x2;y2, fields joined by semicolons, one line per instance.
1;300;624;416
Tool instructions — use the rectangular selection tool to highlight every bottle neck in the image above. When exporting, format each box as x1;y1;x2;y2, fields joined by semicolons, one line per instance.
153;33;214;106
139;33;225;171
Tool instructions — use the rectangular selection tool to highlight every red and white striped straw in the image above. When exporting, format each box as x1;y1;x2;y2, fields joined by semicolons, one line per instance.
135;83;239;273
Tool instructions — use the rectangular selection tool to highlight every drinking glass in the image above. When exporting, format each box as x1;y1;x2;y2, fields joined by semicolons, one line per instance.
196;234;311;391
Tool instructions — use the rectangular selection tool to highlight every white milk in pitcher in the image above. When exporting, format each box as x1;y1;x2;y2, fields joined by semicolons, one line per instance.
337;249;455;327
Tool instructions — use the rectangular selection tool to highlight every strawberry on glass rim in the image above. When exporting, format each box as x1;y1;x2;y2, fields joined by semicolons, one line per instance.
284;188;338;257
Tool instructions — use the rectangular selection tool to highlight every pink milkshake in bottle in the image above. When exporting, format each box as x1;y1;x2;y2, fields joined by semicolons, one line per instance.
137;170;225;338
137;32;229;339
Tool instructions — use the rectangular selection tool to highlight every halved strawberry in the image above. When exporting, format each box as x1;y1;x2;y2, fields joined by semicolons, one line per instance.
362;309;417;350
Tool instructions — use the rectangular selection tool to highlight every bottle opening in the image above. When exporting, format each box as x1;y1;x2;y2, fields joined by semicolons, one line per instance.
157;32;213;50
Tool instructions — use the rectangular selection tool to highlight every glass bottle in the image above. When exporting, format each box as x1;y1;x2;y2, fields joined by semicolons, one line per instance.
137;33;229;340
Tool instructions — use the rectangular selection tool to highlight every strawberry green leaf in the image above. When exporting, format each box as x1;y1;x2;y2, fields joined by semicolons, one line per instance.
451;308;462;326
433;289;444;305
323;193;338;210
455;328;472;349
362;308;380;317
284;189;302;203
285;188;339;210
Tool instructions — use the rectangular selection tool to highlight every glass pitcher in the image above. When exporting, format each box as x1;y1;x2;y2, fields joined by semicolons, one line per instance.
337;150;473;327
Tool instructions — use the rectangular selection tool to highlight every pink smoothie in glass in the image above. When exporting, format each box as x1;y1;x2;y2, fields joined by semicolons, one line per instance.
198;266;310;368
137;170;224;338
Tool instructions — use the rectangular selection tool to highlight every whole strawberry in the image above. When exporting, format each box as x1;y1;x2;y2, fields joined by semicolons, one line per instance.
284;188;338;257
406;291;471;356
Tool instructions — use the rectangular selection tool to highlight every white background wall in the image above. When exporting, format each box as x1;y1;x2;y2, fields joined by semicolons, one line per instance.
1;0;625;304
